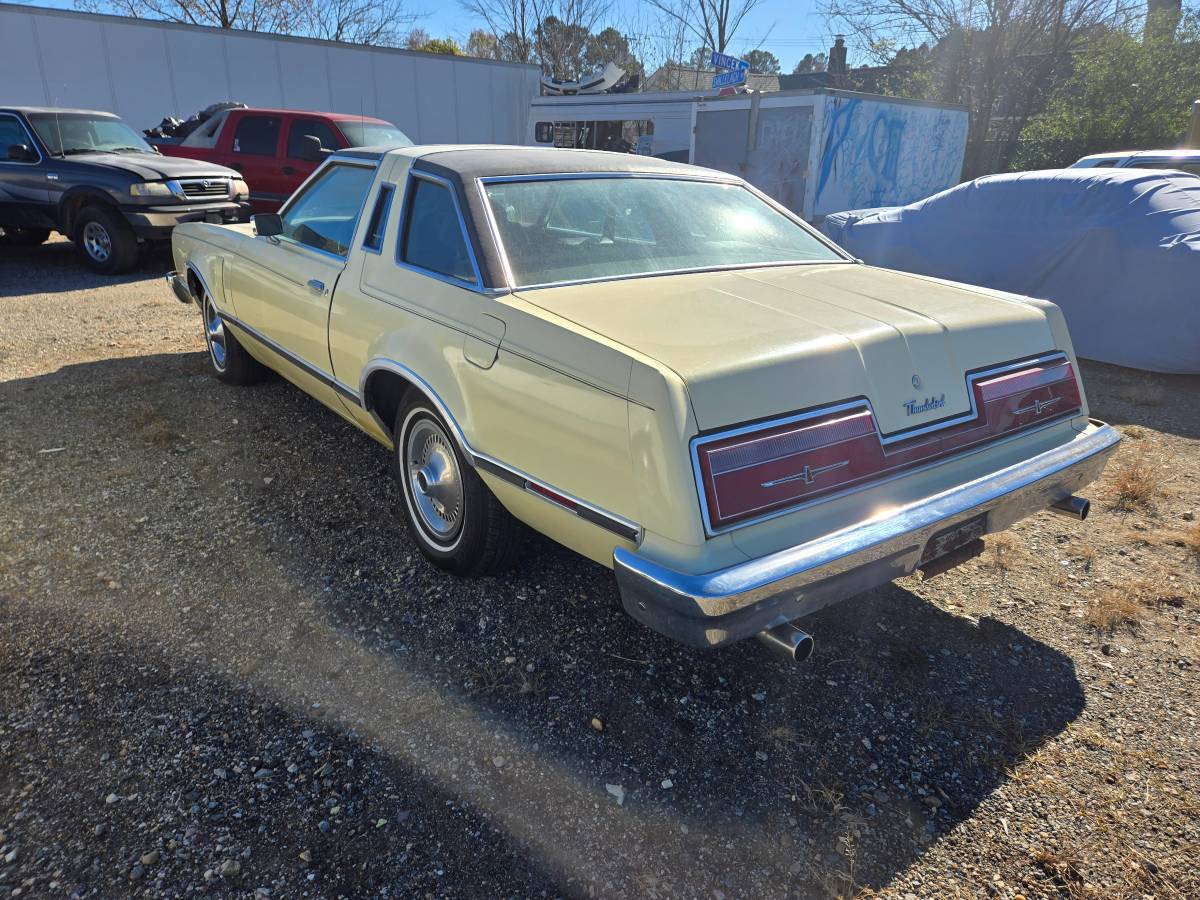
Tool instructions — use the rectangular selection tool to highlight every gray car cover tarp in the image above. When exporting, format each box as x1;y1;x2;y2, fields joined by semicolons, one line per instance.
819;169;1200;374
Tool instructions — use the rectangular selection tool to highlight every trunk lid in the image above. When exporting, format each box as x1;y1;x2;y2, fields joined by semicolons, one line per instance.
515;264;1058;435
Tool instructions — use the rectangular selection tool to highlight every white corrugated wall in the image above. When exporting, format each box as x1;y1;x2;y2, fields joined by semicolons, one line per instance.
0;2;542;143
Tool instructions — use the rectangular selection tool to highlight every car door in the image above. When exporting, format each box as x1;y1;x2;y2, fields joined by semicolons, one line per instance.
0;113;52;228
228;112;287;212
284;117;345;193
226;158;377;410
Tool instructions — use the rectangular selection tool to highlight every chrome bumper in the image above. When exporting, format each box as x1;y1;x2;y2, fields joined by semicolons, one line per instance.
165;271;194;305
613;421;1120;649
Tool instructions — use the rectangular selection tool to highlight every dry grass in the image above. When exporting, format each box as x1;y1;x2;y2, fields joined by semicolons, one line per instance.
1086;589;1143;632
1184;520;1200;556
128;404;178;448
1086;578;1192;632
985;533;1021;571
1067;540;1097;571
1108;449;1163;511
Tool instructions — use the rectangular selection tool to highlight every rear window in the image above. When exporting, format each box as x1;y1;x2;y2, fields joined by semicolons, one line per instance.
483;176;841;287
233;115;280;155
337;121;413;148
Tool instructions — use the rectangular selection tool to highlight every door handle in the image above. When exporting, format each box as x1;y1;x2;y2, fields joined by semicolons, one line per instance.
306;279;326;295
46;173;59;181
282;165;296;175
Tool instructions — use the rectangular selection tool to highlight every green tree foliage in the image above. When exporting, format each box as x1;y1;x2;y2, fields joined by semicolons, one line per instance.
1017;10;1200;168
413;36;463;54
583;27;644;80
466;28;502;58
792;52;827;73
743;48;780;73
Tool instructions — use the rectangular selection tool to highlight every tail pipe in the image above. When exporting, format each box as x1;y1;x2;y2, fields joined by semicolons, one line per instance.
756;623;815;663
1048;495;1090;520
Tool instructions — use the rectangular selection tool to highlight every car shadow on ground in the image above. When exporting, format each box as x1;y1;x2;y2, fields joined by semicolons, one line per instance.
0;351;1088;897
0;238;171;298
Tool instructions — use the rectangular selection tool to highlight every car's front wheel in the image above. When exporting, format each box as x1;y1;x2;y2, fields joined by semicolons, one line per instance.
201;287;264;385
73;206;138;274
395;399;523;574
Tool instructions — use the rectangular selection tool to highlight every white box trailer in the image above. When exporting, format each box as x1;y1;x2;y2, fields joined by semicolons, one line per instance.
527;88;969;220
0;2;542;143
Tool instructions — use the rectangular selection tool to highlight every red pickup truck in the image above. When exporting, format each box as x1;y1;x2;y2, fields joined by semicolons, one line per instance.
154;107;411;212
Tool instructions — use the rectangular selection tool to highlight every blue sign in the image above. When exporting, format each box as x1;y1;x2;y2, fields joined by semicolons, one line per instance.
710;51;749;71
712;68;747;89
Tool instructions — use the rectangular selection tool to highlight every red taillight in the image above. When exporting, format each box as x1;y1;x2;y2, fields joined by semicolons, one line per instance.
694;356;1083;532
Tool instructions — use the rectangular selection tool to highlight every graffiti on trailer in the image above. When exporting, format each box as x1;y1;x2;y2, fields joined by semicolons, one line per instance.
814;97;967;217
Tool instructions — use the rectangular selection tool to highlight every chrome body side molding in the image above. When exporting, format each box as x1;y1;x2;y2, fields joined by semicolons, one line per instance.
359;357;642;543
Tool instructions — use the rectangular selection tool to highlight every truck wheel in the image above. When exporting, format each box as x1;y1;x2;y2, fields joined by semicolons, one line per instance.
0;226;51;246
73;205;138;274
395;399;524;575
201;287;265;386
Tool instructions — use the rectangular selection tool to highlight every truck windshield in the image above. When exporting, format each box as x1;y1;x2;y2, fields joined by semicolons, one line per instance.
483;176;844;288
337;121;413;148
29;113;156;156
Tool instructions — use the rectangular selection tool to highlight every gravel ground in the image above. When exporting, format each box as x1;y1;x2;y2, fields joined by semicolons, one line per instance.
1;238;1198;899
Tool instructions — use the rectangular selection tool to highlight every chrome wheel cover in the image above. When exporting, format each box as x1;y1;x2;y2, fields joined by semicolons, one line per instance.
82;220;111;262
406;418;463;541
203;293;228;372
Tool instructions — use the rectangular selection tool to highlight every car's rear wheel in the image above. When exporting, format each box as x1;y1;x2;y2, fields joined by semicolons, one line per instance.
73;205;138;274
201;287;265;385
395;399;523;574
0;226;51;246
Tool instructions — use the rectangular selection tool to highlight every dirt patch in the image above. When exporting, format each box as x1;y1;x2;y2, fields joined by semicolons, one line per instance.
1;240;1198;898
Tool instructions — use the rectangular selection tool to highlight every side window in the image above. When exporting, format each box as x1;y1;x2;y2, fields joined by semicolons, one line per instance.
0;115;35;160
362;183;394;252
287;118;341;158
280;163;376;257
399;177;476;283
232;115;281;155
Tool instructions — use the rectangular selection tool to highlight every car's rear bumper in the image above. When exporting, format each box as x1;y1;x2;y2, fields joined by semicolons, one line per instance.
123;201;250;240
613;420;1120;649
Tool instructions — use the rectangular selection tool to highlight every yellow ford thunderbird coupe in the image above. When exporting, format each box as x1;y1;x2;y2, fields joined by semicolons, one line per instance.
167;146;1119;660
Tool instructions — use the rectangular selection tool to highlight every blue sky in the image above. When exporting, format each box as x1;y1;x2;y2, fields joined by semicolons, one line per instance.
27;0;841;73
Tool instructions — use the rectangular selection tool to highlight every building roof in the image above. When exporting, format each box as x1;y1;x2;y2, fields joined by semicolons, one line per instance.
644;64;780;93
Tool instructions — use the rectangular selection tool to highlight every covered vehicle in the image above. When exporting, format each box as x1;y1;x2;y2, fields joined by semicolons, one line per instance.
819;169;1200;374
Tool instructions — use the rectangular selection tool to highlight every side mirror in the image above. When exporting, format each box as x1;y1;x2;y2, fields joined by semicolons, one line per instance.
299;134;332;163
7;143;35;162
252;213;283;237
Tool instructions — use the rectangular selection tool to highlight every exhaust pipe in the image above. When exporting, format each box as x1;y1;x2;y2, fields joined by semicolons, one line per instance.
756;624;815;663
1048;495;1090;520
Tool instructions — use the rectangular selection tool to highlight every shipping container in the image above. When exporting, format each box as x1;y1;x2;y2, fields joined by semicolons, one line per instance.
527;88;969;220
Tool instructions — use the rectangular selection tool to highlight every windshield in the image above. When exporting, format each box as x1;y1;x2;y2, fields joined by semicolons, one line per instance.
337;121;413;148
484;176;843;287
29;113;155;156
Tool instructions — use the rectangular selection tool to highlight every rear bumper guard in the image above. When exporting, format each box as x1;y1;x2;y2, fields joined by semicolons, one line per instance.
614;420;1120;648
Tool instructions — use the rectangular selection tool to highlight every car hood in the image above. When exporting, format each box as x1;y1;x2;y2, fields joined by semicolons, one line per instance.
60;151;239;181
515;263;1059;435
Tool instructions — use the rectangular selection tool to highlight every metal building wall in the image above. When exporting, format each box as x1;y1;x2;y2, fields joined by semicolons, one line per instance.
0;3;542;143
